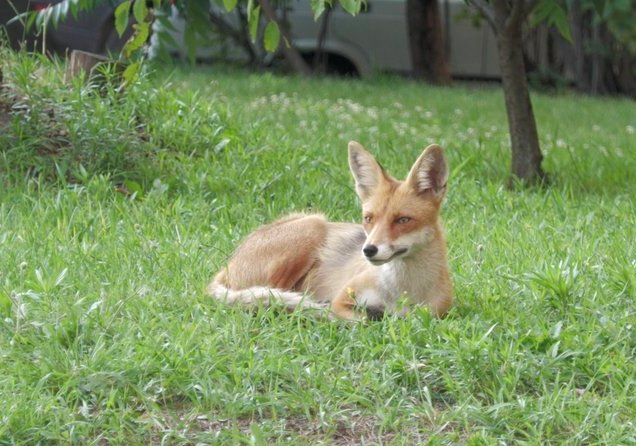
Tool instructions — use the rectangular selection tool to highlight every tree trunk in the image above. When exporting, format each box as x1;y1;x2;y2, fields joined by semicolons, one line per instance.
406;0;451;85
313;6;333;74
468;0;544;184
209;10;259;67
257;0;311;76
590;22;603;94
66;50;109;81
496;17;544;182
569;0;591;92
616;50;636;98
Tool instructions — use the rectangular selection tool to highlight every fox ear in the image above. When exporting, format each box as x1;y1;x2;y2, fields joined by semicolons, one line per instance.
406;144;448;199
348;141;386;200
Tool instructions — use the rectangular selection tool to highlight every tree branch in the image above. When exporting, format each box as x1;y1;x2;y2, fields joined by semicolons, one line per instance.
523;0;541;17
508;0;526;26
313;5;333;73
236;8;260;66
208;11;242;44
468;0;496;30
208;10;258;64
257;0;311;75
507;0;539;30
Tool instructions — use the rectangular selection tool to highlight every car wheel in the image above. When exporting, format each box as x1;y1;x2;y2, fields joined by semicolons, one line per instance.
101;22;134;56
302;52;359;77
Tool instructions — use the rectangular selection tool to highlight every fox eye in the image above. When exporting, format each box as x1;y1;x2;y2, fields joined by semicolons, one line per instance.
364;215;373;224
396;216;411;224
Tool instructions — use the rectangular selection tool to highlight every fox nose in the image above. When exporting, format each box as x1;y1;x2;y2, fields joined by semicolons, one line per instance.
363;244;378;258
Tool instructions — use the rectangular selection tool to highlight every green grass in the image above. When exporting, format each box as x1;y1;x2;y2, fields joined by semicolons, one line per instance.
1;50;636;444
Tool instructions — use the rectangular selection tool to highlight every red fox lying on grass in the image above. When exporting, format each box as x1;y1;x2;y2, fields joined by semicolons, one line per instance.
207;141;452;320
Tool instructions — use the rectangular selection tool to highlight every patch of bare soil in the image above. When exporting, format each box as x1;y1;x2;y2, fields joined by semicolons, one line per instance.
0;98;11;132
193;413;400;444
138;409;452;445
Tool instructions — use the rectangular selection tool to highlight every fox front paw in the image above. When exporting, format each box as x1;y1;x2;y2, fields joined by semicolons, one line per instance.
364;306;386;321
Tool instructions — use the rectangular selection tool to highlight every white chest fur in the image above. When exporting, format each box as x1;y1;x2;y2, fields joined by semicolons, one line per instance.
377;258;435;307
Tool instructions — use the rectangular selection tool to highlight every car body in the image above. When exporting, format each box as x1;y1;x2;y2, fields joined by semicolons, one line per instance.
2;0;500;78
0;0;127;55
162;0;500;78
289;0;499;78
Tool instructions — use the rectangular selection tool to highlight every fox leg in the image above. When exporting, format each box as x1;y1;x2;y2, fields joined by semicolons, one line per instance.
331;273;384;321
331;288;361;321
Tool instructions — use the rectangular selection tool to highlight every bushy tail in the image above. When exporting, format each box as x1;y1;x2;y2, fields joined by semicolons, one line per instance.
207;282;328;312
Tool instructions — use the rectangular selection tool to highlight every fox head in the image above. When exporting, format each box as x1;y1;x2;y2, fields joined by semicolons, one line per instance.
348;141;448;265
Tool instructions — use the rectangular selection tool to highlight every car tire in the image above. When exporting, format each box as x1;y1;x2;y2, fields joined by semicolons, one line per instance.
101;22;134;56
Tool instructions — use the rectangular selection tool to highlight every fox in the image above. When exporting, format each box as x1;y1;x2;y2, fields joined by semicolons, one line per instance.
207;141;452;320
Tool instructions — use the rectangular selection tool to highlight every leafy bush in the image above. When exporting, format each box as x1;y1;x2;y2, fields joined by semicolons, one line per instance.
0;46;231;191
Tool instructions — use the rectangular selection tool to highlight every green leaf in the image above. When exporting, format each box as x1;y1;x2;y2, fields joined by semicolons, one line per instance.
156;13;178;33
122;61;141;85
123;180;145;198
530;0;556;27
51;1;68;27
223;0;238;12
614;0;632;12
247;0;254;21
20;11;37;31
34;1;67;29
263;20;280;52
132;0;148;23
552;8;572;42
123;21;150;58
248;5;261;42
250;424;267;446
115;0;131;37
338;0;361;15
311;0;326;20
548;4;572;43
0;291;10;316
36;6;53;29
530;0;572;42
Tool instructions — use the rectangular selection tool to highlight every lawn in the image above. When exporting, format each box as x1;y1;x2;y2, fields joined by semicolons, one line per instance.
1;50;635;444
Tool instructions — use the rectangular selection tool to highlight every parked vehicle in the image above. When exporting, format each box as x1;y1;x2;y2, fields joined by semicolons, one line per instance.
0;0;127;55
288;0;499;77
162;0;500;78
1;0;499;79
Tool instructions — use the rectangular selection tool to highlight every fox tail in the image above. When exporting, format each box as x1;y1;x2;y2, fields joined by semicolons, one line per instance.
206;283;328;312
